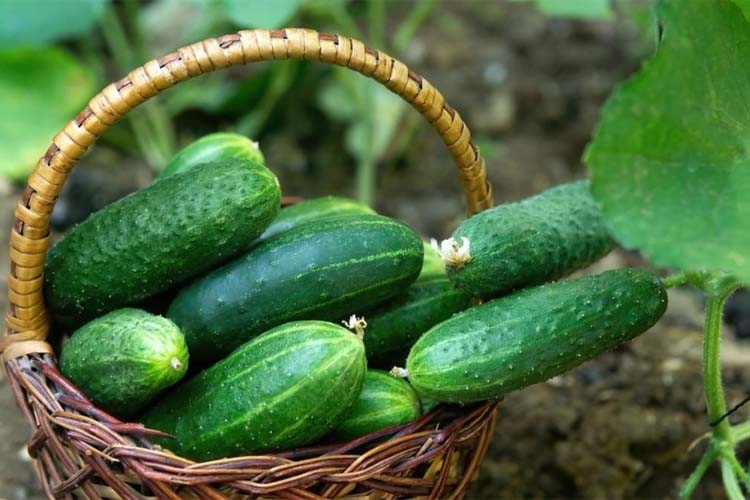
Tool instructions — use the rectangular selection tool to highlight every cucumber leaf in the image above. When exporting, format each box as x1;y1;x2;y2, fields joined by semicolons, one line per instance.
0;0;105;46
0;47;96;181
585;0;750;283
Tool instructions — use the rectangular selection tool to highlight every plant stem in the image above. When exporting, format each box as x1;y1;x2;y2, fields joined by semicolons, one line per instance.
680;448;717;499
703;291;732;442
394;0;437;52
355;146;376;207
663;272;689;288
367;0;386;49
722;459;746;500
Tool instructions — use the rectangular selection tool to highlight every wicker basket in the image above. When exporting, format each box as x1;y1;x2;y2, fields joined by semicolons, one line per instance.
1;29;498;499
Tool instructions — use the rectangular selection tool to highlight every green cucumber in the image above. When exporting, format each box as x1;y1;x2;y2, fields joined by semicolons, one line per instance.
45;159;280;325
256;196;374;244
60;308;188;419
444;181;613;297
142;320;366;461
420;240;445;278
333;370;421;441
361;274;472;365
168;214;423;362
406;268;667;403
157;132;264;180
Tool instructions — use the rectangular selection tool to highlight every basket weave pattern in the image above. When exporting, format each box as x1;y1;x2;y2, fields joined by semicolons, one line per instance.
2;29;497;498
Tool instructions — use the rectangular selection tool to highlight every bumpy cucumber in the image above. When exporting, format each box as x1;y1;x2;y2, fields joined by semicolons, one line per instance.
333;370;422;440
256;196;374;244
361;274;472;365
60;308;188;418
406;268;667;403
45;159;280;325
157;132;265;180
142;321;366;461
445;181;612;297
168;214;423;362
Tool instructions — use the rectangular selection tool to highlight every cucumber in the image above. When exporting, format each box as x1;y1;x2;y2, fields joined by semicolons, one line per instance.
142;321;366;461
45;159;280;325
420;240;445;278
256;196;374;244
443;181;613;297
333;370;421;441
60;308;188;419
418;394;440;414
168;214;423;362
361;274;472;365
406;268;667;403
157;132;264;180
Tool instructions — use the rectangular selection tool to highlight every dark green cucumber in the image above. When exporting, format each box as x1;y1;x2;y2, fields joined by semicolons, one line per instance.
45;159;280;325
60;308;188;418
168;214;423;362
406;268;667;403
142;321;366;461
333;370;421;441
157;132;264;180
361;274;472;365
256;196;374;244
446;181;613;297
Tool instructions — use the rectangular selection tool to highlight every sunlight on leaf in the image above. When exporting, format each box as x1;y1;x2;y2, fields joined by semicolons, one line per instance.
0;47;96;181
585;0;750;283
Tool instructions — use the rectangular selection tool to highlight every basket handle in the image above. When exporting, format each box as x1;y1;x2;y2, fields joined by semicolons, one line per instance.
2;28;493;356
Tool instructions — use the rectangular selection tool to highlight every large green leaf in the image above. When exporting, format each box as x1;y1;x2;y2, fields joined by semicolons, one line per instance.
0;47;96;181
0;0;105;46
222;0;302;28
585;0;750;283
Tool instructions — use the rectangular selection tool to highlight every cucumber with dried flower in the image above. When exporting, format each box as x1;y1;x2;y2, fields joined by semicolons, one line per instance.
60;308;188;419
405;268;667;403
142;320;366;461
438;181;612;297
157;132;265;180
45;158;280;325
168;214;423;362
333;370;422;441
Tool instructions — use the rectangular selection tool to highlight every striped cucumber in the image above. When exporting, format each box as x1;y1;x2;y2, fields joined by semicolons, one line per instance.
333;370;422;441
142;321;366;461
60;308;188;418
439;181;613;297
406;269;667;403
168;214;423;362
256;196;374;244
46;159;280;325
157;132;264;180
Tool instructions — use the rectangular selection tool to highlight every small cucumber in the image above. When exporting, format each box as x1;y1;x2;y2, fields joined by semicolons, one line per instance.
157;132;264;180
443;181;613;297
168;214;423;362
142;321;366;461
60;308;188;419
45;159;280;325
406;268;667;403
333;370;422;441
256;196;374;244
361;274;472;365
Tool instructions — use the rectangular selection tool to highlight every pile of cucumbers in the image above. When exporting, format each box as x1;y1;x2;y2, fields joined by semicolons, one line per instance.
49;133;667;461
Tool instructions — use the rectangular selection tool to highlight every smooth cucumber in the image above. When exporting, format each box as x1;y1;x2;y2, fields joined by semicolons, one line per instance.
256;196;374;244
447;181;613;297
142;321;366;461
60;308;188;419
407;268;667;403
45;159;280;325
333;370;421;441
361;274;472;365
168;214;423;362
157;132;264;180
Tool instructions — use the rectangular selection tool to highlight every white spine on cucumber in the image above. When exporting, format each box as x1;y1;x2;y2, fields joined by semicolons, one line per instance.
390;367;409;378
342;314;367;339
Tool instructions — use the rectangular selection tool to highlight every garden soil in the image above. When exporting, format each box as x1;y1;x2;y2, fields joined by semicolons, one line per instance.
1;3;747;498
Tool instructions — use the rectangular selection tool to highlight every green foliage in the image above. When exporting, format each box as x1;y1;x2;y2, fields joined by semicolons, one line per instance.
585;0;750;284
0;47;96;181
523;0;614;20
0;0;105;46
223;0;302;28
